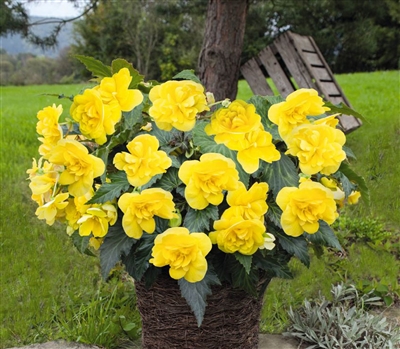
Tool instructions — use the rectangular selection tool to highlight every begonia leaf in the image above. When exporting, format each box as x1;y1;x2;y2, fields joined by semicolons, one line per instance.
337;162;370;206
122;102;143;129
183;205;219;233
75;55;112;78
156;168;182;192
172;70;201;84
100;221;135;279
178;270;221;327
274;230;310;267
123;233;156;281
266;200;282;228
71;231;95;256
234;253;252;274
324;101;366;122
260;153;299;198
86;172;131;204
252;252;293;279
305;221;342;251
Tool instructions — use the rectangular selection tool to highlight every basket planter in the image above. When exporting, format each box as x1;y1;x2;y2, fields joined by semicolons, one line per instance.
135;273;270;349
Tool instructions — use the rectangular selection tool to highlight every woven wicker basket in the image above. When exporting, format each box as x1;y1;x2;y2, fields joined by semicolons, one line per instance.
135;272;269;349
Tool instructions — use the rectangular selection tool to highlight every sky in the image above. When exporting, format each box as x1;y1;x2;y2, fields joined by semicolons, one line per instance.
22;0;86;18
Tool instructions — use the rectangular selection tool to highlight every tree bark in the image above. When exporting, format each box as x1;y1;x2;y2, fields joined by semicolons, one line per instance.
198;0;249;101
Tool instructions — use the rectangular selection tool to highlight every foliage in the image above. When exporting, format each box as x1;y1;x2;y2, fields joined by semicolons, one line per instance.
285;283;400;348
25;56;367;327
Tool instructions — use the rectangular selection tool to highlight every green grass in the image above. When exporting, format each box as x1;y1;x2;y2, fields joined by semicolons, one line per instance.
1;72;399;347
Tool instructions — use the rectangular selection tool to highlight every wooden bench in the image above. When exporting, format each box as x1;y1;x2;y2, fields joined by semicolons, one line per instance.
241;31;362;133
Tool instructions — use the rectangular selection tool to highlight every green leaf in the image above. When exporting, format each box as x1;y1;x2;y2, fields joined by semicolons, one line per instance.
178;270;221;326
148;122;177;152
275;231;310;267
123;233;156;280
305;221;342;251
260;153;298;198
141;173;163;190
192;121;250;186
343;146;357;160
100;221;135;279
75;55;112;78
94;146;110;183
86;172;131;204
122;102;143;129
183;205;219;233
324;101;366;122
247;95;281;140
252;252;293;279
338;162;370;206
156;168;182;192
234;253;252;274
264;95;285;105
172;70;201;84
230;262;258;296
111;58;144;88
266;200;282;227
71;231;95;256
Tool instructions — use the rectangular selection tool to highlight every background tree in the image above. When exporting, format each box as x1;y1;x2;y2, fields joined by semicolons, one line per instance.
198;0;250;100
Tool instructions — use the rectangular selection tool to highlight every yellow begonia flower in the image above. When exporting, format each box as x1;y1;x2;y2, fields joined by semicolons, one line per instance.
209;215;266;255
77;204;117;238
285;124;346;176
35;192;69;225
113;134;171;187
348;191;361;205
28;159;60;196
149;227;212;283
118;188;176;239
96;68;144;112
149;80;209;131
276;181;339;237
36;104;63;158
65;191;93;234
178;153;239;210
268;88;330;139
70;88;111;145
236;128;281;173
205;100;261;146
89;237;104;250
224;181;269;220
313;114;340;128
49;139;105;197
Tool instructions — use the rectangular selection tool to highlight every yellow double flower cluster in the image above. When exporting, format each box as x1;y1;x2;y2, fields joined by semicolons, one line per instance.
28;68;356;283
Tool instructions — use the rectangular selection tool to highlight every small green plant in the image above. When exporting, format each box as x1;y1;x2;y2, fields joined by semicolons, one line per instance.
285;283;400;348
51;272;141;348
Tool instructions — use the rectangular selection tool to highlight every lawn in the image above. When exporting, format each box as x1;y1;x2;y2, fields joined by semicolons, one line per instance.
1;71;399;347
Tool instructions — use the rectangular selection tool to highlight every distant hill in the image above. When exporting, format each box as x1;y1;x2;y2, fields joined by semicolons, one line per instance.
0;16;76;58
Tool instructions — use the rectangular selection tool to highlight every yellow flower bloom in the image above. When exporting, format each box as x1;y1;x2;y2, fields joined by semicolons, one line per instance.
149;227;212;283
205;100;261;146
209;215;266;255
77;204;117;238
70;88;111;144
276;181;338;237
348;191;361;205
35;192;69;225
149;80;209;131
236;128;281;173
49;139;105;197
89;237;104;250
36;104;63;158
268;88;330;139
113;134;171;187
28;159;60;196
96;68;143;112
224;181;269;220
313;114;340;128
118;188;176;239
178;153;239;210
285;124;346;175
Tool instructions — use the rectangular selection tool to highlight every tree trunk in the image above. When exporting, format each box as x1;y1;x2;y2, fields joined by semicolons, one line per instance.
198;0;249;101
